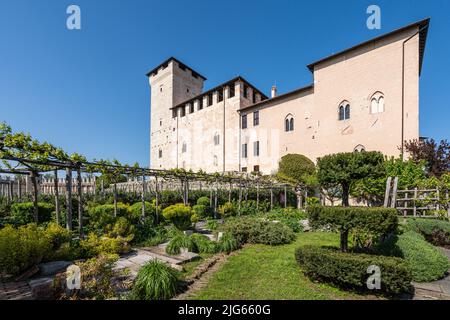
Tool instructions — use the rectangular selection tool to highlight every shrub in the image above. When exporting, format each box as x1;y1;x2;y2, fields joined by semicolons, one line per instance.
129;201;157;221
295;245;412;294
134;217;158;244
106;216;135;239
206;219;220;231
222;216;295;246
218;202;236;217
162;204;194;231
406;218;450;247
264;207;307;233
0;224;51;276
379;231;450;282
165;233;195;255
306;197;320;206
42;222;74;261
197;196;211;207
131;260;178;300
87;203;129;231
80;233;131;257
307;206;398;251
191;233;220;254
218;232;239;253
192;205;207;219
10;202;54;225
75;253;119;300
238;200;259;215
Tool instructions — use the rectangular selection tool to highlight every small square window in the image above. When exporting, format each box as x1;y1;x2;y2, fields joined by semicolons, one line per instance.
241;167;247;172
253;165;260;172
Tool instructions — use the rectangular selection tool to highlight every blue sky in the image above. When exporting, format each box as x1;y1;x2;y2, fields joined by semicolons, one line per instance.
0;0;449;166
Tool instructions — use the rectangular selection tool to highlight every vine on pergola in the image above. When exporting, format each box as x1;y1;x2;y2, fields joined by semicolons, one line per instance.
0;122;293;230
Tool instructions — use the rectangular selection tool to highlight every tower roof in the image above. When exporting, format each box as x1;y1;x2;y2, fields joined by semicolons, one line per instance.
306;18;430;75
146;57;207;80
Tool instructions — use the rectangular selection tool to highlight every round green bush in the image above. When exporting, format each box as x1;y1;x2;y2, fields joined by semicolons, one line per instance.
196;196;210;207
218;202;236;217
162;204;194;231
132;260;178;300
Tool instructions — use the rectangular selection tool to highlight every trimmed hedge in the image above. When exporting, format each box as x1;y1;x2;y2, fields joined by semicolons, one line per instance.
406;218;450;247
307;206;398;251
222;216;295;246
295;245;412;294
379;231;450;282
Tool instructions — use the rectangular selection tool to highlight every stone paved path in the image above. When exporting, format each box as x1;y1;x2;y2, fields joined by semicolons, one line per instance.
412;247;450;300
0;280;33;300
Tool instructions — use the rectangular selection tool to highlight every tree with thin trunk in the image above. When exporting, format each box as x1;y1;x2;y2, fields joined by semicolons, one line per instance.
317;152;385;206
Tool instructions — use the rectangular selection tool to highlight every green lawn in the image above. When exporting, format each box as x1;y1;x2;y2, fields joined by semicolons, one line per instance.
189;232;378;300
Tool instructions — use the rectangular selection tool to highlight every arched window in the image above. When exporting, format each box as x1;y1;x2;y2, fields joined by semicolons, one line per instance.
284;114;294;132
213;133;220;145
354;144;366;152
370;92;385;114
338;101;350;120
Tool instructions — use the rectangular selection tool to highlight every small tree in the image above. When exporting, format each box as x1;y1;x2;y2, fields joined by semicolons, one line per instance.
307;206;398;252
277;154;316;208
404;138;450;178
317;151;385;206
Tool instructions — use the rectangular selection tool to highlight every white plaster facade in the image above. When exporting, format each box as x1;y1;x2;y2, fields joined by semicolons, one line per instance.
148;19;430;175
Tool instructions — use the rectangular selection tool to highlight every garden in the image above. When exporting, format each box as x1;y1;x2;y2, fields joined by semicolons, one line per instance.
0;122;449;300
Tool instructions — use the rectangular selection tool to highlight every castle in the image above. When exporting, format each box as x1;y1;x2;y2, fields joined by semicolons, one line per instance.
147;18;430;175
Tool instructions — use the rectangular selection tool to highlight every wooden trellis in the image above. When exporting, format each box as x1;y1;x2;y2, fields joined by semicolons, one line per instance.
0;154;294;233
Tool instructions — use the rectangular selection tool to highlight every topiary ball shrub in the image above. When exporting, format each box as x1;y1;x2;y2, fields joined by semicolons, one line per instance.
295;245;412;294
307;206;398;251
162;204;194;231
392;231;449;282
132;260;178;300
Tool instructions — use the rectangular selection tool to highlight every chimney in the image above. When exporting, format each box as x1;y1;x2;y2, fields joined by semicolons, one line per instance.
271;85;277;98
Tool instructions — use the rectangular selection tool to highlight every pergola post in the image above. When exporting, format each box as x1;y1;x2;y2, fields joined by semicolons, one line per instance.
270;185;273;210
54;169;60;225
30;171;39;223
76;167;83;237
65;167;73;231
256;182;259;211
141;175;146;218
214;180;218;219
155;176;159;225
113;182;118;217
284;185;287;208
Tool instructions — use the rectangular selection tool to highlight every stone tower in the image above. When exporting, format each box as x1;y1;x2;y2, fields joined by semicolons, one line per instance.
147;57;205;169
